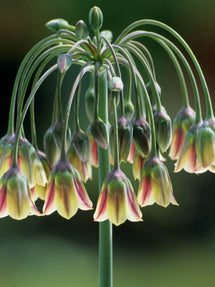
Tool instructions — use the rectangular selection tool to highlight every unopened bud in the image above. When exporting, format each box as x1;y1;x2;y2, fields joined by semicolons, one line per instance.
72;130;91;162
46;19;70;32
124;100;134;121
85;86;95;122
133;118;151;157
154;110;172;153
91;118;108;149
89;6;103;31
75;20;89;39
57;54;72;73
109;77;124;92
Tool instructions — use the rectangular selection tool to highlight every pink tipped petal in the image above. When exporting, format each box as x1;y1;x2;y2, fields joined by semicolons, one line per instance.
0;186;8;218
74;179;93;210
128;141;135;163
43;181;56;215
169;128;184;160
94;188;108;221
126;181;142;222
138;176;155;207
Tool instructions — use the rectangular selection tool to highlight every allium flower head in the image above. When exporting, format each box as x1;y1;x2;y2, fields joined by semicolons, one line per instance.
43;159;93;219
138;156;178;207
94;168;142;226
169;107;196;160
0;166;40;220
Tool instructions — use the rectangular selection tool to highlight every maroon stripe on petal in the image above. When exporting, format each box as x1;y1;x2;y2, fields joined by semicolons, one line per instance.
126;187;141;219
43;181;55;214
74;179;92;209
140;176;152;205
0;186;7;217
94;189;108;220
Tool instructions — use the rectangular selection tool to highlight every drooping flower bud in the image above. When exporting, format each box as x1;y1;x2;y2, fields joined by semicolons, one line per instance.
89;6;103;31
75;20;89;39
0;166;40;220
169;107;196;160
85;86;95;122
138;156;178;207
57;54;72;74
94;168;142;226
91;118;108;149
124;100;134;121
110;117;133;162
46;19;70;32
100;30;113;45
87;128;98;168
109;77;124;92
43;159;92;219
43;126;60;168
196;118;215;168
71;130;91;162
133;117;151;157
67;143;92;182
154;110;172;153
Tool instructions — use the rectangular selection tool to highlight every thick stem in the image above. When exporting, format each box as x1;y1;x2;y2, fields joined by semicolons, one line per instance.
98;71;112;287
112;93;120;170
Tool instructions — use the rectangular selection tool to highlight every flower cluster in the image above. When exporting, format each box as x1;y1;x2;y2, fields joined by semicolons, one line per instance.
0;6;213;225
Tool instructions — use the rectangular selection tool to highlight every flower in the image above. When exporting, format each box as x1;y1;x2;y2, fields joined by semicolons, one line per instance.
196;118;215;169
88;129;98;167
67;142;92;182
0;166;40;220
110;116;133;163
154;109;172;153
169;107;196;160
127;141;136;164
133;117;151;157
94;168;142;226
174;123;207;173
91;118;108;149
71;130;91;162
138;156;178;207
43;159;93;219
0;137;47;200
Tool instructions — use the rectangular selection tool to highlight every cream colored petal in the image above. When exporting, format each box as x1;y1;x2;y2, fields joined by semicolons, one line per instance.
94;188;108;222
125;180;142;222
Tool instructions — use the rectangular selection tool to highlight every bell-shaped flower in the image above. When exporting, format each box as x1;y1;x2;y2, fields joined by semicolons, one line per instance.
175;123;207;174
0;166;40;220
110;116;133;163
43;159;93;219
154;110;172;153
196;118;215;168
133;117;151;157
71;130;91;162
138;156;178;207
0;137;47;200
169;107;196;160
133;151;146;181
94;168;142;226
43;120;71;167
91;118;108;149
67;142;92;182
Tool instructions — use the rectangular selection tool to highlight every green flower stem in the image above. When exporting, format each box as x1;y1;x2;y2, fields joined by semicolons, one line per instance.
7;34;60;135
12;65;58;167
17;43;73;122
116;19;213;119
56;72;65;122
113;93;120;170
130;40;156;79
120;31;202;122
94;62;100;121
60;62;93;160
101;35;125;116
117;44;162;112
74;82;81;132
97;70;112;287
118;57;157;155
